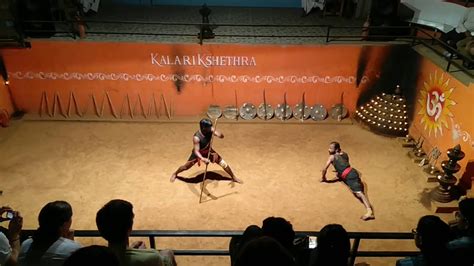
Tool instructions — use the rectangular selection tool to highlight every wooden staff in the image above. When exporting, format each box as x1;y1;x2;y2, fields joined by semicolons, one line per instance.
66;91;80;118
147;94;154;118
234;89;238;121
138;94;146;118
152;93;159;118
52;92;58;117
91;94;99;117
338;92;344;121
82;95;91;117
71;91;82;117
100;93;106;118
263;89;267;121
52;92;66;118
301;92;306;122
127;94;133;119
39;91;49;117
199;118;219;204
106;91;118;119
67;92;73;118
169;94;173;119
161;93;171;119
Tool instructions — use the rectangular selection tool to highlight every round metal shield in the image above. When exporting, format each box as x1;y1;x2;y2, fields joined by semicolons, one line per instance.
310;104;327;121
207;105;222;119
257;103;274;120
239;103;257;120
274;104;292;120
293;103;311;120
330;104;348;120
223;105;238;120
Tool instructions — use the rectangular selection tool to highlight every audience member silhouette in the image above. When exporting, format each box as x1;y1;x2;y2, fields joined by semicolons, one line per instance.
0;206;23;266
96;199;176;266
310;224;350;266
229;225;263;265
262;217;296;253
18;201;81;266
448;198;474;266
64;245;119;266
396;215;451;266
234;236;295;266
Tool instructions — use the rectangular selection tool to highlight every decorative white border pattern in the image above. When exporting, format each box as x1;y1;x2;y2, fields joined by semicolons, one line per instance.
451;118;474;149
9;72;369;84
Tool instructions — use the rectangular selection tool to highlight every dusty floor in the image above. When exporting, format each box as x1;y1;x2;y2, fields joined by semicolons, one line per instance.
0;120;454;265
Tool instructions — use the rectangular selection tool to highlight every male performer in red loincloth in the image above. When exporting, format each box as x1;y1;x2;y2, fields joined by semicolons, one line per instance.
321;141;375;221
170;118;243;184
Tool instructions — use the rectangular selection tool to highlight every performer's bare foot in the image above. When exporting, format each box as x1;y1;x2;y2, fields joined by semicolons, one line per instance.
232;176;244;184
170;173;177;183
361;209;375;221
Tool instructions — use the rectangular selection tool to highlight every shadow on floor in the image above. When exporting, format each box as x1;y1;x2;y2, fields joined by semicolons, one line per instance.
176;170;239;203
176;170;233;183
418;187;433;210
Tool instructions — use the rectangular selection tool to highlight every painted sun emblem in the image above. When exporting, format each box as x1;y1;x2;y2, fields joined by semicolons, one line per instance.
418;71;456;137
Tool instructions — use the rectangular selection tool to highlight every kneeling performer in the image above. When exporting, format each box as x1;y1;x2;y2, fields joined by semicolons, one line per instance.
321;141;374;221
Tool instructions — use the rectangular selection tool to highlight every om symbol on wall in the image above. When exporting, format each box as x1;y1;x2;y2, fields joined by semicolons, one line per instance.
418;72;456;137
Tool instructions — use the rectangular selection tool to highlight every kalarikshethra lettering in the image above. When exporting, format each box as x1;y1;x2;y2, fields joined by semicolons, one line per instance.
151;53;256;68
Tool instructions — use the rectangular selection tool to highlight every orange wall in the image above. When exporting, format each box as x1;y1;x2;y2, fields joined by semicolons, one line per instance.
409;59;474;189
0;76;14;116
1;41;391;118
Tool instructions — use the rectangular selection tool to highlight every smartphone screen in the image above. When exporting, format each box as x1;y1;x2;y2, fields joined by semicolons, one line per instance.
5;211;14;220
308;236;317;249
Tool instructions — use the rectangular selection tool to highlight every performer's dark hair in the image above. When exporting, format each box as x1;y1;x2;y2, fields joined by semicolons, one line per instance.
415;215;450;254
262;217;295;251
27;201;73;264
96;199;134;243
234;236;294;266
200;118;213;130
330;141;341;151
64;245;120;266
315;224;350;266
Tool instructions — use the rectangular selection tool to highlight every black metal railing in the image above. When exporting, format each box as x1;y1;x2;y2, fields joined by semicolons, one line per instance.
21;229;418;265
412;26;473;74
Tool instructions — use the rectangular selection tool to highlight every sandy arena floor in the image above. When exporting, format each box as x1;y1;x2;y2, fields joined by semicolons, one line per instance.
0;119;453;265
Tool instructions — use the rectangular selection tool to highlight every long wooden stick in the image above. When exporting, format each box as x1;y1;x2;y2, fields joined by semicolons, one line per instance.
339;92;344;121
263;89;267;121
52;92;58;117
153;93;159;118
91;94;99;117
147;94;154;118
56;92;67;118
169;94;173;119
105;91;118;119
83;94;94;117
52;92;66;118
127;94;133;119
67;92;73;118
138;94;146;118
161;93;171;119
301;92;306;122
199;118;219;204
45;92;52;117
39;91;48;117
234;89;238;121
71;91;82;117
